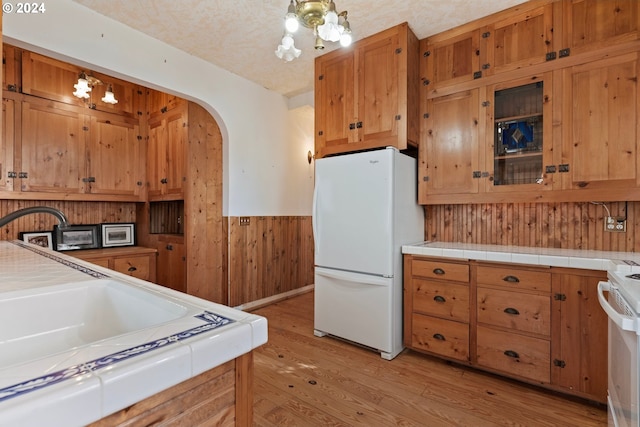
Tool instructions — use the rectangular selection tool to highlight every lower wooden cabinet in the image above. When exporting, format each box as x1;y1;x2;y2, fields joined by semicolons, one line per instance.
71;246;157;282
156;235;186;293
404;254;607;403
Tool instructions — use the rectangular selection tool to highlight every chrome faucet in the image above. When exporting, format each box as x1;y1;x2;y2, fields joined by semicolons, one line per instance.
0;206;69;228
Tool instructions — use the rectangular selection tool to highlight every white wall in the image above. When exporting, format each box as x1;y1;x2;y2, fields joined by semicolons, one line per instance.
3;0;314;216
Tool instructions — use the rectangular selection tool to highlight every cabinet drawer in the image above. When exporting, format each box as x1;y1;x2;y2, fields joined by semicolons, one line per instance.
413;279;469;322
476;325;550;383
477;266;550;292
113;256;151;281
477;287;550;336
412;259;469;283
411;313;469;362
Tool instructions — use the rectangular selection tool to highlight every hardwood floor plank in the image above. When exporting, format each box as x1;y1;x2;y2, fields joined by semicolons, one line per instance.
251;292;606;426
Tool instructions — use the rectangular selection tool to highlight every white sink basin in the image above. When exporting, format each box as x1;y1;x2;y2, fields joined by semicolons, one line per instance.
0;279;189;367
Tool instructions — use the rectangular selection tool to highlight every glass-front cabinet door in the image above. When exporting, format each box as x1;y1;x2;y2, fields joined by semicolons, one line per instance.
484;73;553;193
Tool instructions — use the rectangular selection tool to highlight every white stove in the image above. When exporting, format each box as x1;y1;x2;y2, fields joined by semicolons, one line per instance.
599;271;640;427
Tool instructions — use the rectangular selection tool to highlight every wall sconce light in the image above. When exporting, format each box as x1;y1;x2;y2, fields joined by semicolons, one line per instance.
101;84;118;104
73;71;118;105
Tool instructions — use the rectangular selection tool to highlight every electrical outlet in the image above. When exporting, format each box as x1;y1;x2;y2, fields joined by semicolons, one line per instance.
605;216;626;232
239;216;250;226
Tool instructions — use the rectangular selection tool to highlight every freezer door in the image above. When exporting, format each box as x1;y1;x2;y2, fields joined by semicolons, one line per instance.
314;267;403;359
313;149;394;276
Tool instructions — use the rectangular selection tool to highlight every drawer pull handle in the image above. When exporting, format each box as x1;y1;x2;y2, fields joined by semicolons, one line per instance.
433;333;446;341
433;295;446;303
502;275;520;283
128;266;137;272
504;350;520;359
433;268;445;275
503;307;520;315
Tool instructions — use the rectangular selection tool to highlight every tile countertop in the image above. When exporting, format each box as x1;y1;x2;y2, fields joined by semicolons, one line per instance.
0;241;268;427
402;241;640;272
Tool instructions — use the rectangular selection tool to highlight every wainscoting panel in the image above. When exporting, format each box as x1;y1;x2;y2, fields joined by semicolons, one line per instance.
425;201;637;252
228;216;314;307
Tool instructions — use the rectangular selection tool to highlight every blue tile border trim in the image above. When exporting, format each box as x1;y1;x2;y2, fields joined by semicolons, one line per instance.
0;311;234;403
12;241;109;279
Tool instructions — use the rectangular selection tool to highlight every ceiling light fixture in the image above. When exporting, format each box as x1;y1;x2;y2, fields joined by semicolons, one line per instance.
275;0;352;61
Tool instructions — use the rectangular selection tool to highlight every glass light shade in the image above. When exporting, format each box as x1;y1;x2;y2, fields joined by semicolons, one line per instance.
101;86;118;104
285;12;299;33
73;77;91;98
275;34;301;62
317;11;343;42
339;20;352;47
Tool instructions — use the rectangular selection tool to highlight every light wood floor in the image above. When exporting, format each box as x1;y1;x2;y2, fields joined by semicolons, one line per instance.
251;291;607;427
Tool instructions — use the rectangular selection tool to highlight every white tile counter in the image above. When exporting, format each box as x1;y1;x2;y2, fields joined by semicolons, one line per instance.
0;241;268;427
402;241;640;272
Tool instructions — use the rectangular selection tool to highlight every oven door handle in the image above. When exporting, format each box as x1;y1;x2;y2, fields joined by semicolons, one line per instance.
598;281;638;332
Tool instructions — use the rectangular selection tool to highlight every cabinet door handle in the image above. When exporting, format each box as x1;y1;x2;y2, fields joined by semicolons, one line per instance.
503;307;520;315
160;178;168;184
433;333;445;341
433;295;446;303
504;350;520;359
128;266;137;272
166;244;173;250
433;268;445;275
502;275;520;283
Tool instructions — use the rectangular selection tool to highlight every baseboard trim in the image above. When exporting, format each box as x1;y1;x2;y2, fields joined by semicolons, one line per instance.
235;284;315;312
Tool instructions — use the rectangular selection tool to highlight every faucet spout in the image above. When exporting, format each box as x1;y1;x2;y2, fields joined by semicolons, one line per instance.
0;206;69;228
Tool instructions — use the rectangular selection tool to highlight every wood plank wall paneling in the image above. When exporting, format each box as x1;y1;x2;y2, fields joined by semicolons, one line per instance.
426;201;638;252
0;199;136;241
228;216;314;307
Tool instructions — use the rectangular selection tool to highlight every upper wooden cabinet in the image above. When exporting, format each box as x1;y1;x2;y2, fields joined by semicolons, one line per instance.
561;0;640;56
315;22;419;158
557;53;640;198
420;30;481;91
147;98;187;200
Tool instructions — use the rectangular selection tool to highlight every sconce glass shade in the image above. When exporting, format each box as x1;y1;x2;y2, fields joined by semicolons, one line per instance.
316;9;343;42
73;77;91;99
275;33;301;62
339;19;352;47
101;85;118;104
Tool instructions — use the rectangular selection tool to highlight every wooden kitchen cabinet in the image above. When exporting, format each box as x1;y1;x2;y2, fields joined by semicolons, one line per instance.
404;257;470;362
557;53;640;196
156;235;186;293
147;101;186;200
71;246;157;282
560;0;640;57
551;269;608;402
404;254;607;403
314;22;419;158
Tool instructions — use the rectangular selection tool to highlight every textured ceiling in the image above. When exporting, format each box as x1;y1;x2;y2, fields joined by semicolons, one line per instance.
72;0;528;98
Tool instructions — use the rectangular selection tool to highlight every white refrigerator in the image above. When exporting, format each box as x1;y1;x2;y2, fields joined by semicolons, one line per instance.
312;147;424;360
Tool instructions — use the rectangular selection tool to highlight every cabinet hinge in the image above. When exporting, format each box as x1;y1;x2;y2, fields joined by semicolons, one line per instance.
481;171;490;178
423;113;430;119
546;51;557;61
318;74;324;81
423;50;431;57
137;90;143;95
82;176;96;183
318;130;324;136
472;171;482;178
423;79;431;86
7;84;17;92
559;164;570;173
554;293;567;301
82;126;89;131
553;359;566;368
482;63;490;70
473;71;482;79
481;101;491;107
161;106;168;113
18;172;28;179
7;171;17;179
137;135;143;141
395;48;402;54
136;181;143;186
349;123;356;130
356;121;362;128
395;115;401;121
482;31;491;38
545;165;556;174
137;111;143;116
423;176;430;182
559;48;571;58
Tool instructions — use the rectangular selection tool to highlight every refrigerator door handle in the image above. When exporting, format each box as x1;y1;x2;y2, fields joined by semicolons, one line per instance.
316;267;390;287
312;179;319;254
